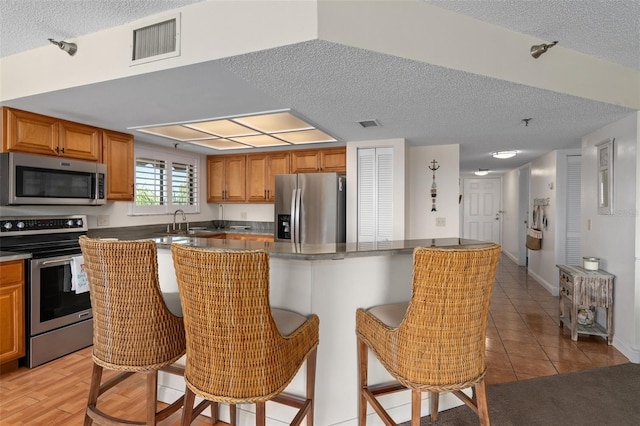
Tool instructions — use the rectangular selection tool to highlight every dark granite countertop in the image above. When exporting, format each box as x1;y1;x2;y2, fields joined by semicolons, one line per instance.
0;251;31;262
153;236;494;260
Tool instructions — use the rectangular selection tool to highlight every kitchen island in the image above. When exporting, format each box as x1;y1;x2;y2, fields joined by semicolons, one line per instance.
155;236;494;426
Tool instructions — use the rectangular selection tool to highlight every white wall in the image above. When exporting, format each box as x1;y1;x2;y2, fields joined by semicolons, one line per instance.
407;144;459;239
1;1;318;101
581;112;639;362
527;150;558;294
502;168;520;262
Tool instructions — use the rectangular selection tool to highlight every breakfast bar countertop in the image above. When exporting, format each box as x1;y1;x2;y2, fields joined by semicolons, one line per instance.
152;235;492;260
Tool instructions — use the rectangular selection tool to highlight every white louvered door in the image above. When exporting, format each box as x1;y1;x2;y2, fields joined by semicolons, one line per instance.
357;147;393;243
566;155;582;265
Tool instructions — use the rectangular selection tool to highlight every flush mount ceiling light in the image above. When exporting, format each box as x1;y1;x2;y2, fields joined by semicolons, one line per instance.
492;151;517;159
474;169;490;176
131;110;338;151
48;38;77;56
530;41;558;58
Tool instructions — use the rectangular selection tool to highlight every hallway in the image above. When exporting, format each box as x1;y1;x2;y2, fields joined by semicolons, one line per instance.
486;254;628;384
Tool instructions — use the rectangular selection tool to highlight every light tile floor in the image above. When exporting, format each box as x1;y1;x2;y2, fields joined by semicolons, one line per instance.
485;254;629;385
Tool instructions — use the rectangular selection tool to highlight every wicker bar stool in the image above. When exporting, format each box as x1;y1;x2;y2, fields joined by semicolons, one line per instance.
356;244;501;426
79;236;186;426
171;245;319;426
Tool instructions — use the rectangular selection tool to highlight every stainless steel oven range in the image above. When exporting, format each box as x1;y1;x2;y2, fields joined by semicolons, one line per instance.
0;215;92;367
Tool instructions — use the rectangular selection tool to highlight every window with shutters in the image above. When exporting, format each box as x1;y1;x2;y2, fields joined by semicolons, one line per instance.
357;147;393;243
130;146;199;215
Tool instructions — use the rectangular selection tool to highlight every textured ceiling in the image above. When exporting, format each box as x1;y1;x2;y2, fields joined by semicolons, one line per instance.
0;0;639;175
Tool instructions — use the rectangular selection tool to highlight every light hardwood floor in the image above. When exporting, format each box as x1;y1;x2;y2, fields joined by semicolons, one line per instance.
0;254;629;424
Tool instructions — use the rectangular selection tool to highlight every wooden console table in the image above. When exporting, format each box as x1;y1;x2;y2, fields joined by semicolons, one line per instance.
557;265;614;344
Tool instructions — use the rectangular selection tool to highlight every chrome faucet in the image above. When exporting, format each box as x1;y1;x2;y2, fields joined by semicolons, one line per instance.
173;209;186;231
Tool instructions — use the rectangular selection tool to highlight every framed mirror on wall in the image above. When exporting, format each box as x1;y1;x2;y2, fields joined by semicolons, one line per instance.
596;138;614;215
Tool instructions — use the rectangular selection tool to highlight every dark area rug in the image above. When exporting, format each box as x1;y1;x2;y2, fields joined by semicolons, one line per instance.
400;363;640;425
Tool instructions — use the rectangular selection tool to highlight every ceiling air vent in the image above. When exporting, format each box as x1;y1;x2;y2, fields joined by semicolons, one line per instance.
131;13;181;65
358;119;381;128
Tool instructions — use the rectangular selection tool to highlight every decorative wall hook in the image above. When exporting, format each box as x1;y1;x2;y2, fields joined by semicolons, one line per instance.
428;159;440;212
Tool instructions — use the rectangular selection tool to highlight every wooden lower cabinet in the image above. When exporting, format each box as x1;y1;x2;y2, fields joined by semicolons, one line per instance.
224;233;274;242
0;260;25;366
204;233;274;242
103;130;134;201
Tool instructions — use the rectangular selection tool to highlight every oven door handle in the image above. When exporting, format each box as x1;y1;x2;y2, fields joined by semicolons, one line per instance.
41;258;74;265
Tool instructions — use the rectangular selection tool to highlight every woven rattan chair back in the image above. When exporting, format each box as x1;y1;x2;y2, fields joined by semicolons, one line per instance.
79;236;186;426
171;244;319;425
356;244;501;426
80;236;185;369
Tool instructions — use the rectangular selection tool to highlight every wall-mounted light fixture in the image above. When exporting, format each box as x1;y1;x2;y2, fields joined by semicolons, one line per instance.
475;169;490;176
492;151;517;159
48;38;77;56
530;41;558;58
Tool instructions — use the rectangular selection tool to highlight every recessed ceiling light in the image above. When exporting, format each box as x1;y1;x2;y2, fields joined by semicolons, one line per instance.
474;169;490;176
492;150;517;159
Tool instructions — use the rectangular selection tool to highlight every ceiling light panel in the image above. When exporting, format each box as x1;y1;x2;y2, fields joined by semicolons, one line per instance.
186;120;260;137
276;129;337;144
234;112;312;133
132;110;339;151
138;125;214;140
230;134;290;147
189;139;252;150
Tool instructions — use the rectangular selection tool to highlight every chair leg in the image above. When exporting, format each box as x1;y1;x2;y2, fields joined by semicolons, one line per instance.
411;390;421;426
84;363;103;426
430;391;439;422
182;387;196;425
229;404;236;426
146;370;158;425
306;348;317;426
475;381;490;426
357;337;368;426
256;402;266;426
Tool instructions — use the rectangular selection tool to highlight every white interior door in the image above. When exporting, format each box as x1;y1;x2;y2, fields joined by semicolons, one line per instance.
463;177;502;244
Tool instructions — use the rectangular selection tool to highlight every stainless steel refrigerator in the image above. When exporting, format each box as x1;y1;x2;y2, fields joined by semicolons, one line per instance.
274;173;346;244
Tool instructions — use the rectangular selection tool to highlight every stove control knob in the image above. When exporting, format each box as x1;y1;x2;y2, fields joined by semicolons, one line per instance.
76;219;83;227
3;222;13;230
66;220;74;227
16;222;25;230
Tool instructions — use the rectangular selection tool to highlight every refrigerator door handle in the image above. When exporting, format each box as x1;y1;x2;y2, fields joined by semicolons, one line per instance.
291;189;298;243
293;188;302;244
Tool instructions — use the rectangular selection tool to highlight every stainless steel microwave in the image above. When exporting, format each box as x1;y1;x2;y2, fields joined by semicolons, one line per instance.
0;152;107;206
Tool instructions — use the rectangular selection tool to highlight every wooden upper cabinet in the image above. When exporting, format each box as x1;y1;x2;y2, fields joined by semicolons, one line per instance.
2;107;101;161
103;130;134;201
290;147;346;174
246;152;290;203
2;107;58;156
59;120;102;161
319;148;346;173
0;260;25;365
207;155;246;203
